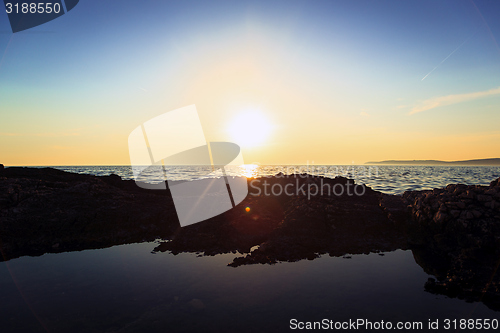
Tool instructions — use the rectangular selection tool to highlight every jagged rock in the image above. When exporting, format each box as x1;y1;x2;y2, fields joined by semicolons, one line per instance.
403;179;500;310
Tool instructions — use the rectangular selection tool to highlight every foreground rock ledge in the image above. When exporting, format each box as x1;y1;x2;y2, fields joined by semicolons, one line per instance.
1;167;500;310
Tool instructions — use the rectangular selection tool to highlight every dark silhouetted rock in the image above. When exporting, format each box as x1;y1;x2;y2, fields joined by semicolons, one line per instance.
0;167;178;260
403;180;500;311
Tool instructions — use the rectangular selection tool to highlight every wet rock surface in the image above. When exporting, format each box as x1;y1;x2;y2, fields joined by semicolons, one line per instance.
1;167;500;310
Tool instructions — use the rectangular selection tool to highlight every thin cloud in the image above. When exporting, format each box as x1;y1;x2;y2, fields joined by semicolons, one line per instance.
410;86;500;115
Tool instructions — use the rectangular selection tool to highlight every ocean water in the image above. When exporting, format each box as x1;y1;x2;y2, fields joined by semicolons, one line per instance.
49;165;500;195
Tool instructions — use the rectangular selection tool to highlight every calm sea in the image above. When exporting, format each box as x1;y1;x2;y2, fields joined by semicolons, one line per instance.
50;165;500;194
2;165;499;332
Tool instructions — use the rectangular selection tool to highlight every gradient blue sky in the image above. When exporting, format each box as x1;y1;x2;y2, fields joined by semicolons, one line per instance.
1;0;499;165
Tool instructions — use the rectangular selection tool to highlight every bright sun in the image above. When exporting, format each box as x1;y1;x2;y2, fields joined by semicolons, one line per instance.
227;110;272;148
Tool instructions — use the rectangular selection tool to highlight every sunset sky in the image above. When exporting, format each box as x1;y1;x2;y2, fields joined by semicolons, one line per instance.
1;0;499;166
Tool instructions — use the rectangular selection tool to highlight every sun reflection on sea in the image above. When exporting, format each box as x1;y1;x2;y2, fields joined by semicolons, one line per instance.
240;164;259;178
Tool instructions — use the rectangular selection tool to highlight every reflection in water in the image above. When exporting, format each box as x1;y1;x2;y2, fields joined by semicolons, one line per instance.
0;245;497;333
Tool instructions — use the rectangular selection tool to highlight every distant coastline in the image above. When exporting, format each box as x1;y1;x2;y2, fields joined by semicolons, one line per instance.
365;158;500;166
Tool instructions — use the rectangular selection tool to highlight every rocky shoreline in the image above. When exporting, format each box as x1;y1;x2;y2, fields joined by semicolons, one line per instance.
1;165;499;310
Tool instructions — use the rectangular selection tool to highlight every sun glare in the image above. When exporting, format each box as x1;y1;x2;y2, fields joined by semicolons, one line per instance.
227;110;272;148
240;163;259;178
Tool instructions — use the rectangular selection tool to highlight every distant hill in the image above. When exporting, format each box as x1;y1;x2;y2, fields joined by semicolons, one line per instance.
365;158;500;166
